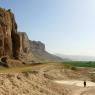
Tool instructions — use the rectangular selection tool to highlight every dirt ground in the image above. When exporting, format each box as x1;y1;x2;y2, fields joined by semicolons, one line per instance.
0;63;95;95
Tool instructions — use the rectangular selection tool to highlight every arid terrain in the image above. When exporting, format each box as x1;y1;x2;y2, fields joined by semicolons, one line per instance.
0;63;95;95
0;7;95;95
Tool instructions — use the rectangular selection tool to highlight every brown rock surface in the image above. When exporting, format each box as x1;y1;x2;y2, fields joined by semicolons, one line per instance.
30;41;63;63
0;8;18;58
0;8;13;57
17;32;33;62
0;7;63;64
0;8;29;60
18;32;31;56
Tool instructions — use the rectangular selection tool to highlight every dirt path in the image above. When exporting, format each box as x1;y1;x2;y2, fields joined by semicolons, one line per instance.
55;80;95;87
54;80;95;95
73;87;95;95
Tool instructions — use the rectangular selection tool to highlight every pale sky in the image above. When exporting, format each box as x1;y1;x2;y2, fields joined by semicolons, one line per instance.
0;0;95;56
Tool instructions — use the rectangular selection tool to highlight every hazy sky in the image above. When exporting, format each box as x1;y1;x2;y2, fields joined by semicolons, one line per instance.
0;0;95;56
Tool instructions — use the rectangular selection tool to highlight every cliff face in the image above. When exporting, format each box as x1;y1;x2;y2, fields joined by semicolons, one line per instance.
17;32;32;62
0;8;20;59
0;8;15;57
30;41;45;52
18;32;31;55
0;8;29;59
0;7;63;63
29;41;63;63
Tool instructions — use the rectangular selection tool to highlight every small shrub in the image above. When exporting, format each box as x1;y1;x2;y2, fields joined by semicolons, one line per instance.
71;66;77;70
64;64;71;69
64;64;77;70
7;9;11;12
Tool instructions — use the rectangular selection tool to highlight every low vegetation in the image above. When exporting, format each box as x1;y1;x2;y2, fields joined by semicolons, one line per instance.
63;63;77;70
62;61;95;68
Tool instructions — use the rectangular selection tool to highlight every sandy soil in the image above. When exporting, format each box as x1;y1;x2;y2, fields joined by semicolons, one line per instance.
54;80;95;87
54;80;95;95
0;63;95;95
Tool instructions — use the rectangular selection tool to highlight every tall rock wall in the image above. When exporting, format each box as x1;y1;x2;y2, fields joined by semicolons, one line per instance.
0;8;16;57
29;40;63;62
18;32;30;54
0;8;21;59
17;32;32;61
0;7;63;63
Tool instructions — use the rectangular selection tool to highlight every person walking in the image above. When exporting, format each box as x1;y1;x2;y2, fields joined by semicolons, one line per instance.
84;80;86;87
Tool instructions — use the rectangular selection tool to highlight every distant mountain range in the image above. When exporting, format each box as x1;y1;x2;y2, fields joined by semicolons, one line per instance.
56;54;95;61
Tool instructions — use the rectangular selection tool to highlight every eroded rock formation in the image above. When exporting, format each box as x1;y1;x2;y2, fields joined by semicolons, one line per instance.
30;41;45;52
0;8;19;58
0;8;26;59
18;32;30;56
0;7;63;63
29;40;63;62
0;8;13;57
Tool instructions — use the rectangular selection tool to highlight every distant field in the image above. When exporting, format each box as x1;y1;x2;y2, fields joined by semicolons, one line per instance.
62;61;95;68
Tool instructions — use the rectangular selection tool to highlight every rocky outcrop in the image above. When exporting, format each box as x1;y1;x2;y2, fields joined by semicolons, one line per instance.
0;8;19;58
0;7;63;64
0;8;14;57
16;32;33;62
17;32;30;56
32;41;45;51
30;41;45;52
0;8;29;59
29;41;63;63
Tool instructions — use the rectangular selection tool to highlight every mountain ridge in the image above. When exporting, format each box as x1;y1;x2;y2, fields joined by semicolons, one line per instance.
56;54;95;61
0;7;63;65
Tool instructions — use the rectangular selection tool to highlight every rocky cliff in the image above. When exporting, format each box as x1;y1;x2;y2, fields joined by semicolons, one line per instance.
30;41;63;63
0;8;20;59
0;8;16;58
0;7;63;64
